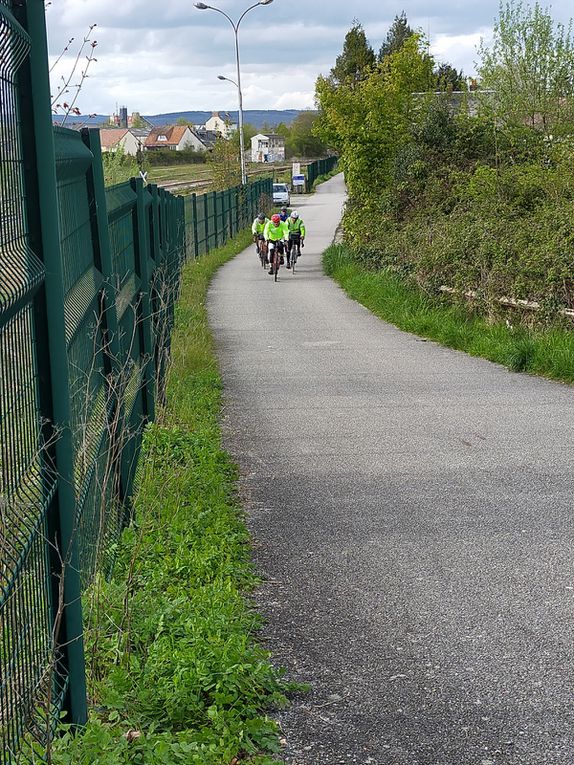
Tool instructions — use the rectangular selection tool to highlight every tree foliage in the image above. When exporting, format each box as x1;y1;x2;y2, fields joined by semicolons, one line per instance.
478;0;574;133
241;122;259;149
208;135;241;191
378;11;414;61
102;146;139;186
434;63;466;91
315;0;574;324
287;111;327;157
316;34;435;208
329;20;375;85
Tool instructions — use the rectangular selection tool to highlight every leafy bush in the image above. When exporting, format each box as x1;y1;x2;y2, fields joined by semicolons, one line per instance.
102;147;140;186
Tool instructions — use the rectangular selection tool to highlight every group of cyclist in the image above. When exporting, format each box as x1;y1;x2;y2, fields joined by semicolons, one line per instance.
252;206;306;275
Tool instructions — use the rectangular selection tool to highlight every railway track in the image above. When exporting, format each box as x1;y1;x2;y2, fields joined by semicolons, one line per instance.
154;162;312;194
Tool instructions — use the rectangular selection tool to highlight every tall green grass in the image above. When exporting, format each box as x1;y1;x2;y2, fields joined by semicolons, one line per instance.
49;230;288;765
324;244;574;384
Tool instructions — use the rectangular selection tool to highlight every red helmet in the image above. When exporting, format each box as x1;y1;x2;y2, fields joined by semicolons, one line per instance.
271;213;281;225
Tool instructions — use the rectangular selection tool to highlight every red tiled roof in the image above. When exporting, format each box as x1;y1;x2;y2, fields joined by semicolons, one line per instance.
145;125;191;148
99;128;128;149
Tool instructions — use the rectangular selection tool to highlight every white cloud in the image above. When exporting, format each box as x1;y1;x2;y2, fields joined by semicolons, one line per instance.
45;0;574;115
430;29;492;73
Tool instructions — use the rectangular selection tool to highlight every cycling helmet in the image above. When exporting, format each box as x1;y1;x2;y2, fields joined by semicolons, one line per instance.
290;210;299;219
257;212;265;221
271;213;281;225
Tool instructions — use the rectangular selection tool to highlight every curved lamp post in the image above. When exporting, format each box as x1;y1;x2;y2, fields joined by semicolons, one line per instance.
218;74;238;86
194;0;274;185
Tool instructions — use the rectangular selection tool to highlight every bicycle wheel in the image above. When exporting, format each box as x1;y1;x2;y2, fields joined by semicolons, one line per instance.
274;249;279;281
292;242;299;273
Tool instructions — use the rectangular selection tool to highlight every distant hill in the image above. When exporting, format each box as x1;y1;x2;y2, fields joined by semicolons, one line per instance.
145;110;302;129
53;110;304;130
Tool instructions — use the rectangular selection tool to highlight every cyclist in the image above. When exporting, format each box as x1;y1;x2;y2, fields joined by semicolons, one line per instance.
252;212;269;261
264;213;289;275
286;210;305;269
279;206;289;222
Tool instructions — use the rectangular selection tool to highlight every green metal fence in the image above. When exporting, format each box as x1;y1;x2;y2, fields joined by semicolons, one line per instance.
184;178;272;259
305;156;338;190
0;2;271;762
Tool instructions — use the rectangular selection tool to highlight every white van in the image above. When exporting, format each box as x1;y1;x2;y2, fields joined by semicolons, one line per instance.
272;183;290;206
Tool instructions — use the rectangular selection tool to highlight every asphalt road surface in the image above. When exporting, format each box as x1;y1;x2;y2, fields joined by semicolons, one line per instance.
207;174;574;765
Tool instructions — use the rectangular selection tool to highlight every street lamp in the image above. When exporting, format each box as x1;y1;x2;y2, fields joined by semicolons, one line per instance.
218;74;238;87
194;0;274;185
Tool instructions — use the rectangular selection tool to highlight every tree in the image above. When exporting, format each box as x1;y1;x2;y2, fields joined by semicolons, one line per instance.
241;121;258;150
378;11;413;61
208;135;241;190
330;20;375;85
315;34;435;232
434;62;465;91
477;0;574;133
288;111;327;157
273;121;291;139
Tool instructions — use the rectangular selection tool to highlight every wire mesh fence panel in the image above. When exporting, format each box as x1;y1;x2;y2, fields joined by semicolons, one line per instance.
53;128;116;590
182;179;271;261
0;5;67;763
149;188;185;409
2;4;266;755
305;156;338;190
1;3;187;759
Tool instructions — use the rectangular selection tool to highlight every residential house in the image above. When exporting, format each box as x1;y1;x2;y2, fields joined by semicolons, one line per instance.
129;128;152;150
99;128;144;157
145;125;207;152
204;111;237;138
250;133;285;163
194;129;219;150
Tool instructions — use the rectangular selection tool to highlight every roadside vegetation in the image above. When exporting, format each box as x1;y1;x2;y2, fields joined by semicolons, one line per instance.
315;3;574;370
324;244;574;382
48;230;290;765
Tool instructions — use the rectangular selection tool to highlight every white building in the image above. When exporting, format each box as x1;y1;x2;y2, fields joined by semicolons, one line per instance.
250;133;285;163
204;111;237;138
99;128;145;156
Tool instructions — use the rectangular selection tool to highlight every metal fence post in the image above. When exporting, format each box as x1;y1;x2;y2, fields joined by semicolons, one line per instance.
17;0;88;726
204;193;210;253
190;193;198;259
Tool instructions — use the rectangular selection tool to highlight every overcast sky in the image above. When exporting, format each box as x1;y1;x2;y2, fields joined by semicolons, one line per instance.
46;0;574;116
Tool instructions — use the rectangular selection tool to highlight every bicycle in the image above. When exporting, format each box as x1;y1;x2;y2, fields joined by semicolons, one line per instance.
255;235;267;268
288;234;302;274
267;240;284;282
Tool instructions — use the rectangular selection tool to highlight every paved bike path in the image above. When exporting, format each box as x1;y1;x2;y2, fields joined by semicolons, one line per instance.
207;174;574;764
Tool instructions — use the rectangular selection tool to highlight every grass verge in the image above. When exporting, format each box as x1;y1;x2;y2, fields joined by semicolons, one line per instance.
324;244;574;384
50;229;289;765
147;163;212;185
